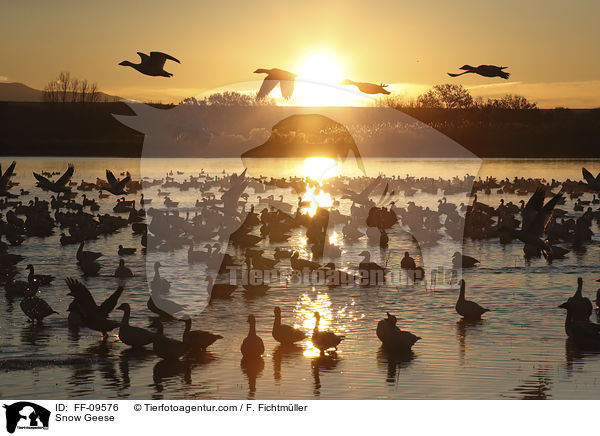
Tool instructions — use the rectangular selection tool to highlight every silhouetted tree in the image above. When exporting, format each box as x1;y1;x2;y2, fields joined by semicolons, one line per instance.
417;84;474;109
43;72;102;103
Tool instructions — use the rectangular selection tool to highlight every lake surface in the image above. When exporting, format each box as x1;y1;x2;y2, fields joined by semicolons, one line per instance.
2;158;600;400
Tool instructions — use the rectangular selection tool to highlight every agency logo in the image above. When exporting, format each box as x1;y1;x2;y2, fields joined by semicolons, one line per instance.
3;402;50;434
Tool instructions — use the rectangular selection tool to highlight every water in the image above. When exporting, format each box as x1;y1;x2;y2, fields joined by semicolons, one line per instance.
2;158;600;400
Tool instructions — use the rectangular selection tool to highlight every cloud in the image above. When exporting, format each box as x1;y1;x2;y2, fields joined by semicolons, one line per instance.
0;75;8;82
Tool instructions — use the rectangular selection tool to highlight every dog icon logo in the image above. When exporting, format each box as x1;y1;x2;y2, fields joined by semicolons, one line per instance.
3;402;50;433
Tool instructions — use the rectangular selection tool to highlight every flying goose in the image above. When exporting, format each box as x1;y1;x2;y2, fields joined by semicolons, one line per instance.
0;161;17;198
311;311;344;355
104;169;130;195
119;52;181;77
341;79;390;95
254;68;297;100
448;64;510;79
455;279;489;320
272;307;306;345
241;314;265;358
33;164;74;194
116;303;156;348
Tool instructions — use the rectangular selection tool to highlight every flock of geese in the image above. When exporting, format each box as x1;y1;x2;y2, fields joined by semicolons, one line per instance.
3;159;600;379
118;50;510;100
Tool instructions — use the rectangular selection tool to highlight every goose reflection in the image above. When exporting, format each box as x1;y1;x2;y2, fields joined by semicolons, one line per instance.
311;354;338;396
456;318;483;363
119;347;155;390
272;343;304;382
376;347;415;385
20;323;51;346
240;356;264;399
564;338;600;375
153;359;192;392
511;367;552;400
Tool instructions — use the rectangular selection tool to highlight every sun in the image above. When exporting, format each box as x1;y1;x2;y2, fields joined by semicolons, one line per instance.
280;51;369;106
297;52;344;84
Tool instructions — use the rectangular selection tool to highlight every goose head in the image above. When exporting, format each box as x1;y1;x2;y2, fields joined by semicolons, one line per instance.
116;303;130;312
458;279;466;298
459;65;475;71
340;79;355;86
575;277;583;295
119;60;135;67
385;312;398;326
273;307;281;318
358;250;370;260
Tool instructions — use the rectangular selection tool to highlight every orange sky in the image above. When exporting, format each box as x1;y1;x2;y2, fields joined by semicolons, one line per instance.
1;0;599;107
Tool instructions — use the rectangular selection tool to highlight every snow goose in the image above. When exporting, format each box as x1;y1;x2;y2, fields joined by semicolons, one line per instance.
241;314;265;358
116;303;156;348
119;52;180;78
455;279;490;320
311;311;344;355
272;307;306;345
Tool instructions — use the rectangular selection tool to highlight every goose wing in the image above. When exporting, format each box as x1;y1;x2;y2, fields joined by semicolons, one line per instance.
116;174;131;191
521;187;545;233
65;277;98;310
98;286;124;316
149;52;180;68
137;52;151;64
360;175;382;197
540;191;564;230
106;169;118;186
33;172;50;185
0;160;16;190
279;79;295;99
256;78;279;100
582;167;597;185
55;164;74;186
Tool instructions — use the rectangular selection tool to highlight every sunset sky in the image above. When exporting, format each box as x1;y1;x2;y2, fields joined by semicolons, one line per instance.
2;0;599;107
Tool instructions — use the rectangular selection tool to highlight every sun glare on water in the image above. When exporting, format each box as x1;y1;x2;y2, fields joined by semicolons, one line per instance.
302;157;337;216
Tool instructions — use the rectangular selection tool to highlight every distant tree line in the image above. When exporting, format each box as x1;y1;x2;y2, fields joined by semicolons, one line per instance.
180;91;275;106
381;84;538;110
43;72;101;103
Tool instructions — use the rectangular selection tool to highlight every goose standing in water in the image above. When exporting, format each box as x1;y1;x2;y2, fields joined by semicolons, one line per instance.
114;259;134;278
455;280;490;320
118;244;136;256
341;79;390;95
452;252;480;268
254;68;297;100
150;319;187;360
76;241;102;263
182;318;223;352
25;264;54;286
241;314;265;358
0;160;17;198
376;312;421;353
20;287;58;324
358;250;387;283
116;303;155;348
150;262;170;293
119;52;180;77
447;64;510;79
560;277;593;322
33;164;74;194
311;311;344;355
104;169;130;195
272;307;306;345
558;299;600;350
